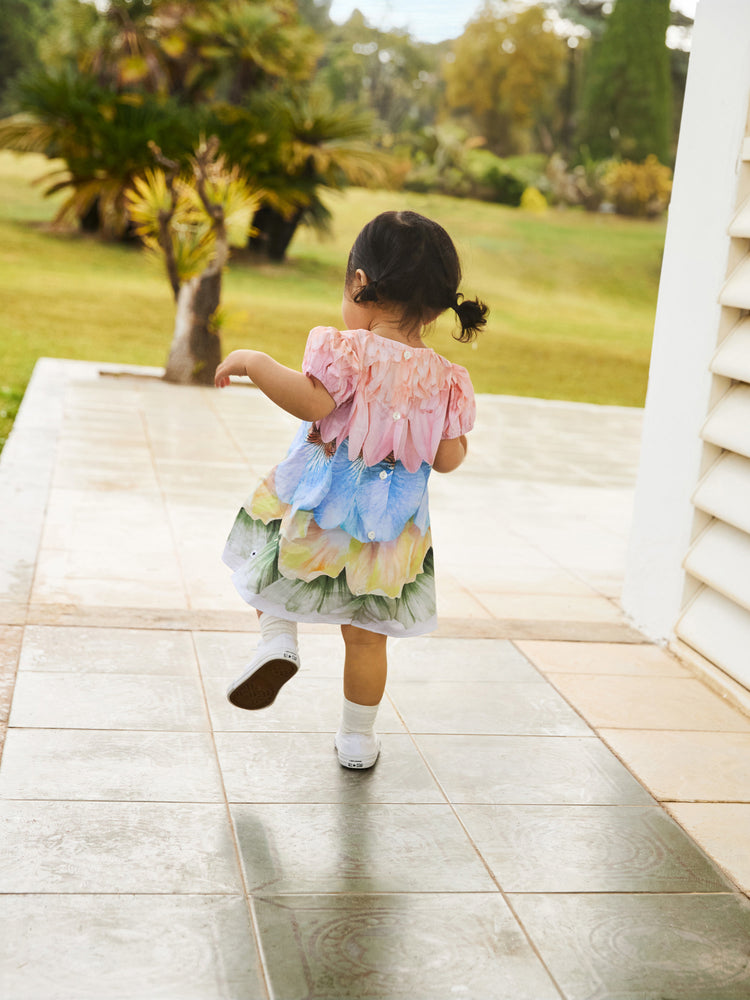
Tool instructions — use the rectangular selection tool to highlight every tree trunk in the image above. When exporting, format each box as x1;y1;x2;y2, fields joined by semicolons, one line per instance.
163;269;222;385
248;205;303;262
79;198;100;233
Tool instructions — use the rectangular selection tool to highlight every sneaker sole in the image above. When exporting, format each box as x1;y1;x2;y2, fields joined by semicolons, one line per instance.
334;737;380;770
227;657;298;710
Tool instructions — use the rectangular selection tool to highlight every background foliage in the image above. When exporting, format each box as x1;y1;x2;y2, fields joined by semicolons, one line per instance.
0;0;691;245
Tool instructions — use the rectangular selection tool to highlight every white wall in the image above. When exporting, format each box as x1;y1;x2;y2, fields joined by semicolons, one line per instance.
623;0;750;639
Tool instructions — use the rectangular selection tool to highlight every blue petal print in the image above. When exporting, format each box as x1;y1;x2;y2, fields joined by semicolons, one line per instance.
314;448;366;531
355;460;430;541
275;423;335;514
311;445;430;543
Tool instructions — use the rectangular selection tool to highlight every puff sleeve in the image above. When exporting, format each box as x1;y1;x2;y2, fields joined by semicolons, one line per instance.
442;364;476;439
302;327;360;408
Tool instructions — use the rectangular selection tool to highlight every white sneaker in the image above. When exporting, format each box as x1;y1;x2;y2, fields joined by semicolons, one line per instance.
226;636;299;710
334;731;381;769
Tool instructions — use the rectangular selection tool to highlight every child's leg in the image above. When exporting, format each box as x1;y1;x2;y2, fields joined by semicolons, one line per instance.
336;625;387;769
341;624;387;705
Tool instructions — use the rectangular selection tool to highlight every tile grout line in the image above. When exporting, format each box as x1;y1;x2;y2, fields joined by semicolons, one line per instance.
384;689;570;1000
189;628;274;1000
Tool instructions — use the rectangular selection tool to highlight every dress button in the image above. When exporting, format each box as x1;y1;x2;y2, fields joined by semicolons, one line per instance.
367;531;376;540
379;470;388;480
393;412;401;420
404;351;412;359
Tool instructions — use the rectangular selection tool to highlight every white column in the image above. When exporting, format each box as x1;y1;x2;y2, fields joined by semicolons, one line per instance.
623;0;750;639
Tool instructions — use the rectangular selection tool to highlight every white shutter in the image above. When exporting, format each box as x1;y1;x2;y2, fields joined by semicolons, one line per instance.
675;122;750;689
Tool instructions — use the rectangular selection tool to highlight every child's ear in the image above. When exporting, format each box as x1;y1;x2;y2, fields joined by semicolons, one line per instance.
355;268;369;287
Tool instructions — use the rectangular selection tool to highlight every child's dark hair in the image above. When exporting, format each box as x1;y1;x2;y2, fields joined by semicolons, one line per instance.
346;210;488;342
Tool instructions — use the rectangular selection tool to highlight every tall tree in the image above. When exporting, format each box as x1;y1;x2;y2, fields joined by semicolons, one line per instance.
578;0;672;162
443;3;568;156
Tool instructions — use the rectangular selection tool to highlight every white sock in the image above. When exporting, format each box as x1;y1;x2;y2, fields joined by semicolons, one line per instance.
258;613;298;646
340;696;379;735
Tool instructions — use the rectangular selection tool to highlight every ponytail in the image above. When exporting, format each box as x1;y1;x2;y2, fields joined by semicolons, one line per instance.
452;294;489;343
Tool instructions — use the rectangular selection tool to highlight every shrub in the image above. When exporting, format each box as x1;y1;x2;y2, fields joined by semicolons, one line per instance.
520;186;547;214
465;149;525;206
604;155;672;217
545;152;611;212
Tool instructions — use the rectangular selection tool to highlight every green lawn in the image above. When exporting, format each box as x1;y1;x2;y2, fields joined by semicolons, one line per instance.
0;151;665;451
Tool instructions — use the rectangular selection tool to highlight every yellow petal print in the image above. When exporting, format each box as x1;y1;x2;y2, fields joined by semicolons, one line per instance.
345;520;431;599
278;510;355;581
248;474;286;523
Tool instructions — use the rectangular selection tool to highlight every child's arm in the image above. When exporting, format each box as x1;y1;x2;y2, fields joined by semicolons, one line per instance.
215;349;336;422
432;435;468;473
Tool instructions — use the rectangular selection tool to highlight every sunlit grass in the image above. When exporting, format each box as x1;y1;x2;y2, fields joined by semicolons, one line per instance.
0;151;666;450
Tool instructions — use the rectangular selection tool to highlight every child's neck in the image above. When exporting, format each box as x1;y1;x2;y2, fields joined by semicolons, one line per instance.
367;315;425;347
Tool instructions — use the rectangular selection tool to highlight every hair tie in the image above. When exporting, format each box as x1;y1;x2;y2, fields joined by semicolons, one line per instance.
452;293;463;314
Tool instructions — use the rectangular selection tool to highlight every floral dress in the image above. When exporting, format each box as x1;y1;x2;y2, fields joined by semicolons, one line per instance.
222;326;476;637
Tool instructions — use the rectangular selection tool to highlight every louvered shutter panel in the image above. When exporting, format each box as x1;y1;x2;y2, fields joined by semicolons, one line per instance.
676;130;750;689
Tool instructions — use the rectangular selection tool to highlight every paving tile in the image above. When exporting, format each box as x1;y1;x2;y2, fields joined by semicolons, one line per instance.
0;801;242;893
155;459;249;495
205;675;405;734
415;735;654;805
456;804;729;892
0;729;224;801
8;672;209;731
386;680;592;736
600;730;750;803
509;892;750;1000
18;625;198;675
472;592;626;624
548;674;750;731
30;566;188;610
667;803;750;892
39;488;173;553
0;894;264;1000
255;894;559;1000
516;639;690;676
434;577;494;619
387;636;546;683
215;732;441;804
231;803;497;893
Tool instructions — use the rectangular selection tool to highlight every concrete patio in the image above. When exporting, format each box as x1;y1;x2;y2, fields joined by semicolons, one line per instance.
1;357;750;999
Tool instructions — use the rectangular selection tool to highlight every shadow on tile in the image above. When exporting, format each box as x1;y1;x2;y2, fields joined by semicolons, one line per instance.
231;803;496;894
215;732;442;804
255;893;559;1000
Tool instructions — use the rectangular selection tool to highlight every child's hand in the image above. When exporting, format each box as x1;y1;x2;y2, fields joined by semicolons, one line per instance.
215;351;251;388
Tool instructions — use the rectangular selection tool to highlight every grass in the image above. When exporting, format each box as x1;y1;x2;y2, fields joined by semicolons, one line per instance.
0;151;666;451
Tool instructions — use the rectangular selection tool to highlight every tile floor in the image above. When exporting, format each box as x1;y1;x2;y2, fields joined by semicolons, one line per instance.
1;359;750;1000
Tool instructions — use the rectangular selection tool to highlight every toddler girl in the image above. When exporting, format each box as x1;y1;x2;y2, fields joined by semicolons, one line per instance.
215;210;487;769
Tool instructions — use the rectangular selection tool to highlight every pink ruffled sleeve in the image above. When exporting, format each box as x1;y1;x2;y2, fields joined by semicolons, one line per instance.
302;327;360;407
442;364;476;439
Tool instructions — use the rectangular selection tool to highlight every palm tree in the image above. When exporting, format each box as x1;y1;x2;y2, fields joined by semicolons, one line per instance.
238;89;393;261
126;136;262;383
0;66;199;234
